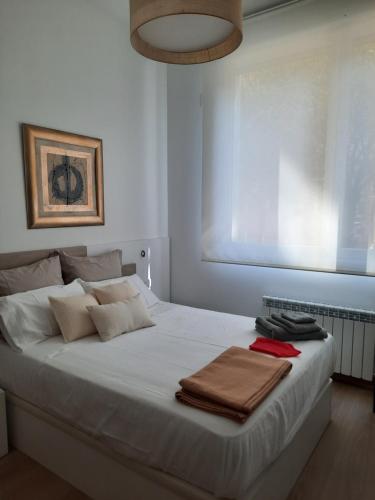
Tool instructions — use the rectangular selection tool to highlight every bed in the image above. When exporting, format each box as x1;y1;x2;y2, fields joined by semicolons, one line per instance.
0;246;335;500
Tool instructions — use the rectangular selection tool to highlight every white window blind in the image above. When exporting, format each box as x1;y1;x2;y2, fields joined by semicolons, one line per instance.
202;7;375;275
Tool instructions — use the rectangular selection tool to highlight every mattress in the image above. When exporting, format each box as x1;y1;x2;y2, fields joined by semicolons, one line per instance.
0;302;335;499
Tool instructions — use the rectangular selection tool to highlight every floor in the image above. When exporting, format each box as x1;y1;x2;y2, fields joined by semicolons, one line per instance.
0;450;88;500
0;382;373;500
288;382;375;500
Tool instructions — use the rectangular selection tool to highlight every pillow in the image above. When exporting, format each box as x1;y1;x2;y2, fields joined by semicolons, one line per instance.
92;282;138;305
0;255;63;296
59;250;122;284
80;274;159;308
49;294;99;343
87;294;155;342
127;274;159;308
0;280;85;352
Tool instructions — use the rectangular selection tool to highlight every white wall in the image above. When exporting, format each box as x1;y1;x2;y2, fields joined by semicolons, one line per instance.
168;0;375;317
88;237;170;301
0;0;167;253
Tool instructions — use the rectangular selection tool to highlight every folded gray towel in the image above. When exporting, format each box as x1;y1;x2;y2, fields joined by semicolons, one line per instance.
255;317;287;338
256;323;328;341
255;316;328;341
270;314;321;334
255;322;285;339
281;312;316;324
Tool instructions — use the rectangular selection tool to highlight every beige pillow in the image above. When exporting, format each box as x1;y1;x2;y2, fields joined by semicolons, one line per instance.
87;294;155;342
92;281;138;305
49;294;99;342
59;250;122;284
0;255;63;296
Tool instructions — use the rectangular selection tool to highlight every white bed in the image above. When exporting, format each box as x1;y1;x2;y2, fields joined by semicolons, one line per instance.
0;301;335;500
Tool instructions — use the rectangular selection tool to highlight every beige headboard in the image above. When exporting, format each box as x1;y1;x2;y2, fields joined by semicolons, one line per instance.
0;246;136;276
121;263;137;277
0;246;86;270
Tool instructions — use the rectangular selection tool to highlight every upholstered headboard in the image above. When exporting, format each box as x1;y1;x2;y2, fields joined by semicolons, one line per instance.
121;263;137;277
0;246;86;270
0;246;136;276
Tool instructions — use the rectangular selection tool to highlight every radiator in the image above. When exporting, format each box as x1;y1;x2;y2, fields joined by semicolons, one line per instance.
263;296;375;381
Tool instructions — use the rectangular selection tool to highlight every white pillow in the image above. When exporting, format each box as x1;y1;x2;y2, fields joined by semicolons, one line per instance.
79;274;159;308
87;294;155;342
0;280;85;352
127;274;159;307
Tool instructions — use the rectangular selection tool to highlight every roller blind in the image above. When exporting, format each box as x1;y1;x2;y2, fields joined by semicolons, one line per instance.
202;7;375;275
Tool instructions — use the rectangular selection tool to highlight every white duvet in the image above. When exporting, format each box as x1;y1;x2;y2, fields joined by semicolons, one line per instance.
0;302;335;498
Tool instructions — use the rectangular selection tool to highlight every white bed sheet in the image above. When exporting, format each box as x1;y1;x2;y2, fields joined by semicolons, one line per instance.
0;302;335;499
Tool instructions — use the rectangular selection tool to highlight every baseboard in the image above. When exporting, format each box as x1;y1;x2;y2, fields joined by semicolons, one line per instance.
332;373;373;390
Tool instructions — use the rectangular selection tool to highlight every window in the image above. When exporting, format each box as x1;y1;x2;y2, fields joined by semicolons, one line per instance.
202;9;375;275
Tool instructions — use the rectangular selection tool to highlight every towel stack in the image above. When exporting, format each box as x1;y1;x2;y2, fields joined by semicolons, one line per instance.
255;311;328;341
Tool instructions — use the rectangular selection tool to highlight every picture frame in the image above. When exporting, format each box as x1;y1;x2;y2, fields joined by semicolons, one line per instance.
22;124;104;229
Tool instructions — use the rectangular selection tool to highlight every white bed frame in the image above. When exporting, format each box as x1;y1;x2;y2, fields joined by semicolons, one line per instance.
0;246;332;499
5;381;331;500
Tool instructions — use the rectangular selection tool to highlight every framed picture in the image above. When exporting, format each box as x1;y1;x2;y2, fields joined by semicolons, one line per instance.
22;124;104;229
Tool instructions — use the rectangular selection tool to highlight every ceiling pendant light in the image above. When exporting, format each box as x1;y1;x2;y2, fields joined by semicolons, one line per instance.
130;0;243;64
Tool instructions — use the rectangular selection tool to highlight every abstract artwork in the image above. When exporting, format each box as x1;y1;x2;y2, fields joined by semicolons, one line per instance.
22;124;104;228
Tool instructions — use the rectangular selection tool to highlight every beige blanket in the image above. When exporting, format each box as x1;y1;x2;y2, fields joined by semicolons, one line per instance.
176;346;292;423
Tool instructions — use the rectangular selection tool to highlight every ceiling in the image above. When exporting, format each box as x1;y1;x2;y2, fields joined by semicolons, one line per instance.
243;0;297;17
100;0;299;20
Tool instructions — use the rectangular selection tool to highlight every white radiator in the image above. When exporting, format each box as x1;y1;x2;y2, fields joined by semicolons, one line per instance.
263;296;375;381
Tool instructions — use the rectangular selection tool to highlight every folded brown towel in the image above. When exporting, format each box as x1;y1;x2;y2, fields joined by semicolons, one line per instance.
175;346;292;423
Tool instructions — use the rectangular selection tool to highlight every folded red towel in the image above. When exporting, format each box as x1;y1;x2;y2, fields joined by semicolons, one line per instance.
250;337;301;358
